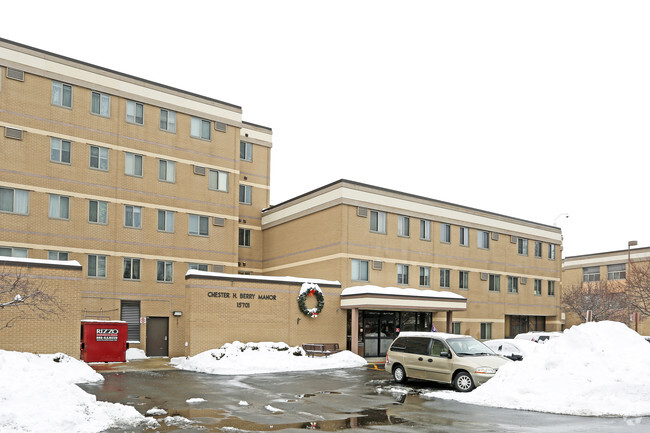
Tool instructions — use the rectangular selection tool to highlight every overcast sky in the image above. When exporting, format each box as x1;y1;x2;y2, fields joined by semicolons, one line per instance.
3;1;649;258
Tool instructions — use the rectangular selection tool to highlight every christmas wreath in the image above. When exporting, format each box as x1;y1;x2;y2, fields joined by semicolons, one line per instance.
297;282;324;318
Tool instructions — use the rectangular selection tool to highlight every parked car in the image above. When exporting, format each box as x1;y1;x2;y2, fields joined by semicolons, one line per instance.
514;331;563;343
385;332;510;392
483;339;539;361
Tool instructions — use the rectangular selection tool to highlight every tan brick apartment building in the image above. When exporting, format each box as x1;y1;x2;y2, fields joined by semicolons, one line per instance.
563;246;650;335
1;38;563;359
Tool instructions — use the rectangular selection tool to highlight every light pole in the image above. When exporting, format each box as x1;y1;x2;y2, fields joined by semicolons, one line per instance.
628;240;638;331
628;240;638;263
553;213;569;226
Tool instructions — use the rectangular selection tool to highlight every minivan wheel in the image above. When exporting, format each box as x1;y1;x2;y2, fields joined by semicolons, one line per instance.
453;371;474;392
393;365;408;383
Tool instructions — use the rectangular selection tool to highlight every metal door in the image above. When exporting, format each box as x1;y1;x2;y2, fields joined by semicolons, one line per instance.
146;317;168;356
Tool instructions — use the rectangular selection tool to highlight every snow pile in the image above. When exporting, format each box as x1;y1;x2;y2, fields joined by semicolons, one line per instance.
172;341;367;375
126;347;147;360
0;350;157;432
425;321;650;416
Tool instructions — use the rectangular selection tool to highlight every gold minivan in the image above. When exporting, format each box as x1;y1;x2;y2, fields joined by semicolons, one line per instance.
385;331;510;392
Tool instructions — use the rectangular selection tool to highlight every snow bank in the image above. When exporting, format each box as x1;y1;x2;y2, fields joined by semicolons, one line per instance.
0;350;157;432
172;341;367;375
424;321;650;416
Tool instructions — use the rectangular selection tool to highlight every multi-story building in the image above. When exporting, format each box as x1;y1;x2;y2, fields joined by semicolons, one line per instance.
262;180;564;356
563;246;650;334
0;38;271;357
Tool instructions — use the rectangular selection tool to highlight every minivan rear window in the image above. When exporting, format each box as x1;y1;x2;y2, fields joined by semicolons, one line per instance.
391;337;431;355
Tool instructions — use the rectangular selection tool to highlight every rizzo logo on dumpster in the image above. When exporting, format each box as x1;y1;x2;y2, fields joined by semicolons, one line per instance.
96;328;119;342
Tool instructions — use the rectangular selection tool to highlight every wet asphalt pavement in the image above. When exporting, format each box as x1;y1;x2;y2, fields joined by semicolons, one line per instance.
80;364;649;433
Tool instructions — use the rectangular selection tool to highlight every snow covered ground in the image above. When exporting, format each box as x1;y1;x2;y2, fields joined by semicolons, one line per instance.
424;321;650;417
171;341;368;374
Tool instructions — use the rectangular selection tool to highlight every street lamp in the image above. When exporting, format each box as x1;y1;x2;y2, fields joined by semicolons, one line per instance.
553;213;569;226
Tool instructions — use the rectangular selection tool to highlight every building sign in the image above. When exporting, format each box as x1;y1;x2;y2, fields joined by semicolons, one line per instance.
207;291;277;308
96;328;119;342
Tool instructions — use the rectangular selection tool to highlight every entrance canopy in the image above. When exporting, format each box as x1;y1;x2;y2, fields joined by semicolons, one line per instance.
340;285;467;311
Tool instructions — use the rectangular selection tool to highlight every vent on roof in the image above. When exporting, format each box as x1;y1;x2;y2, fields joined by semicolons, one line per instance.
4;127;23;140
214;121;227;132
212;264;224;273
193;165;206;175
510;235;517;244
357;207;368;217
372;260;383;270
6;68;24;81
491;232;499;241
480;272;488;281
521;277;527;285
212;216;225;227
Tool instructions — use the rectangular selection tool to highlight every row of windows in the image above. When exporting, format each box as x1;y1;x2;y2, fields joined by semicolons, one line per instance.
1;188;253;246
0;248;229;280
351;259;556;295
582;264;626;282
366;209;557;259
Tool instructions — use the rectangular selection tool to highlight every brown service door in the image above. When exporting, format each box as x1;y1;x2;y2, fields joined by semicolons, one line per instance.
146;317;169;356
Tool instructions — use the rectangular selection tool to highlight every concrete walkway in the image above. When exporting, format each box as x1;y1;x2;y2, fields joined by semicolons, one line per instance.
89;357;175;373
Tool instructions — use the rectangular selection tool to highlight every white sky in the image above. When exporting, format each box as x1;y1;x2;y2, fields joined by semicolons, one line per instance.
3;1;649;258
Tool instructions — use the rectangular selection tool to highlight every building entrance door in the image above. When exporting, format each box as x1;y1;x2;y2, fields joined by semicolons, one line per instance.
362;311;397;357
146;317;169;357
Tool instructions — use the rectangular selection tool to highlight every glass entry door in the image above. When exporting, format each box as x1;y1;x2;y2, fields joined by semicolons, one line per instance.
362;311;397;357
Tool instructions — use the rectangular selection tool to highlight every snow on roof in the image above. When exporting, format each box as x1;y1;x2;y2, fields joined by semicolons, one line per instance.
341;285;466;300
185;269;340;286
0;256;81;268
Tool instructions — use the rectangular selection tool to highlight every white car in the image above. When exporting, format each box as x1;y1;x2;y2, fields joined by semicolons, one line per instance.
514;331;563;343
483;339;539;361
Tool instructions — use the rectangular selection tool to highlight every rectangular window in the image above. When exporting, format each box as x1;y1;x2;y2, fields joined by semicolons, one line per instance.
88;254;107;278
534;279;542;295
452;322;461;334
420;266;430;287
583;266;600;282
239;228;251;247
208;169;228;192
158;159;175;183
351;259;369;282
126;100;144;125
50;137;71;164
489;274;500;292
121;300;140;342
397;264;409;285
91;91;110;117
48;194;69;219
88;200;108;224
189;214;209;236
477;230;489;249
420;220;431;241
508;276;519;293
123;257;141;280
398;215;410;237
370;210;387;234
52;81;72;108
240;141;252;161
125;153;143;176
440;223;451;243
459;227;469;246
48;251;69;261
517;238;528;256
156;260;173;282
188;263;209;271
191;117;211;140
607;263;626;280
440;268;450;288
459;271;469;290
124;205;142;228
534;241;543;258
0;188;29;214
89;145;109;171
0;247;28;258
548;244;556;260
159;109;176;132
480;323;492;340
548;281;556;296
239;185;252;205
157;210;174;232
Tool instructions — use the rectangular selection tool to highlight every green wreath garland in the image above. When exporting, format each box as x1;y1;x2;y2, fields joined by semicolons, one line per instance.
297;286;325;318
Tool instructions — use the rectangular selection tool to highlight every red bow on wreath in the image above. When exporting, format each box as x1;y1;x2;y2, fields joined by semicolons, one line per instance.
308;289;316;296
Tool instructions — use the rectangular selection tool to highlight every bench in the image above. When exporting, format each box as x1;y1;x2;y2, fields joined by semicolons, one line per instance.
302;343;341;357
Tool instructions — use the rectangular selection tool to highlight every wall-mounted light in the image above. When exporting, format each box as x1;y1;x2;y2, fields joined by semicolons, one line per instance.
173;311;182;317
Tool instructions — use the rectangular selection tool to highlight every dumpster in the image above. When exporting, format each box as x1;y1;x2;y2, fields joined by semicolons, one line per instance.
81;320;128;362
